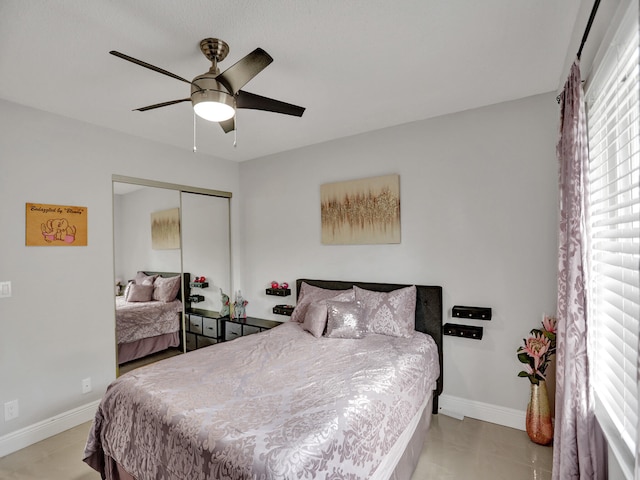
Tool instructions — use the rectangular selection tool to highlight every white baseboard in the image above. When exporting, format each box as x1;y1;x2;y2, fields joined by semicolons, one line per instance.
0;400;100;458
439;394;526;431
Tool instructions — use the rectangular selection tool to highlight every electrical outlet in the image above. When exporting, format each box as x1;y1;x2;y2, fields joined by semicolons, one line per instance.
82;377;92;394
4;399;19;421
0;281;11;298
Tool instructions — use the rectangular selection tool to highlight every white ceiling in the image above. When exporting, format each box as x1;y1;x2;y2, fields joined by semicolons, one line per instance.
0;0;585;162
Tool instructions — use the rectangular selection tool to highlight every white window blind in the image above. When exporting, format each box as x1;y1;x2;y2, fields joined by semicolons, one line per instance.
585;1;639;474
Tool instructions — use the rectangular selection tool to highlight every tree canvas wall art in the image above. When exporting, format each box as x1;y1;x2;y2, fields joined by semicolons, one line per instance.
151;207;180;250
321;174;400;245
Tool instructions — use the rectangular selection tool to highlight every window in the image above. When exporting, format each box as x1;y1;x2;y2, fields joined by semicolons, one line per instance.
585;1;639;477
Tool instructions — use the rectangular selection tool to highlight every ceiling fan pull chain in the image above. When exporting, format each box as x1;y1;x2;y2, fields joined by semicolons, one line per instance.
193;112;197;153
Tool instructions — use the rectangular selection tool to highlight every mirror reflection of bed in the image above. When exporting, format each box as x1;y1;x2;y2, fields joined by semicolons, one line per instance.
113;178;232;374
116;271;188;375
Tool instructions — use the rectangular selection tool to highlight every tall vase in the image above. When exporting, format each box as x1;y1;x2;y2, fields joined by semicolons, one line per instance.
526;380;554;445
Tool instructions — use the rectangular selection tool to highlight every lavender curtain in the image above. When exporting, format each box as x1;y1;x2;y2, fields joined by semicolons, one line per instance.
552;60;606;479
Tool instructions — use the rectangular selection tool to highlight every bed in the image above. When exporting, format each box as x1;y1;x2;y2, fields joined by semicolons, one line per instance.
116;271;189;364
86;279;443;479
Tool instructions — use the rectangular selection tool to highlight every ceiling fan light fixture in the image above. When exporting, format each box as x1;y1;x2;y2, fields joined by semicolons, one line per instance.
111;37;305;134
192;90;235;122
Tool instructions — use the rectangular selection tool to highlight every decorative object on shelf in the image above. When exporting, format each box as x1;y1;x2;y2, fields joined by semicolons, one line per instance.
517;314;557;445
266;281;291;297
233;291;248;319
220;291;230;317
266;288;291;296
190;279;209;288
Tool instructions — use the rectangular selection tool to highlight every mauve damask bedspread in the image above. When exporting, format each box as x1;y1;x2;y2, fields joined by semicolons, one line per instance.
115;296;182;344
84;321;440;479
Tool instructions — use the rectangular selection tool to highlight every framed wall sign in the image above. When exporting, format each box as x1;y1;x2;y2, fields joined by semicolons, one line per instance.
26;203;88;246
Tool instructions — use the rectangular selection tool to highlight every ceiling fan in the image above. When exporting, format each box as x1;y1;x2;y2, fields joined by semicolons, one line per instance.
109;38;305;133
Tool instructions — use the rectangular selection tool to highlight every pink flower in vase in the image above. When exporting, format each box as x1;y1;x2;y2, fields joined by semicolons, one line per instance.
542;315;557;335
518;332;551;372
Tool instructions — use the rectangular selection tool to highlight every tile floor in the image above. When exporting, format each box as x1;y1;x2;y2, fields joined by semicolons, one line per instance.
414;414;553;479
118;347;182;375
0;413;552;479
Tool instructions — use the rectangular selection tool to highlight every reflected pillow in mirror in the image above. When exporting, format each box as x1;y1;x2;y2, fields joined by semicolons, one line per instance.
354;285;416;338
153;275;181;302
122;280;134;300
135;271;158;286
325;300;365;339
127;284;154;302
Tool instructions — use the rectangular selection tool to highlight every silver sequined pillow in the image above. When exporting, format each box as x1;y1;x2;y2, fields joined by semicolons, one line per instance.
354;285;416;338
291;282;354;323
302;291;355;338
325;300;365;339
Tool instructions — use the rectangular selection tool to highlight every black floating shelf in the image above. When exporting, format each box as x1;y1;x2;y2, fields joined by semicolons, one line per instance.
273;305;294;316
190;282;209;288
189;294;205;303
266;288;291;297
444;323;483;340
452;305;492;320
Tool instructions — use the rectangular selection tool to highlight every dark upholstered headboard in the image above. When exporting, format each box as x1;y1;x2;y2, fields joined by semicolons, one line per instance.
296;279;443;414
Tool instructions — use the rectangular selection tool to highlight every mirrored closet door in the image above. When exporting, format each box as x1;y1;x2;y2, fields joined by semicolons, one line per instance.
112;176;231;374
181;192;231;351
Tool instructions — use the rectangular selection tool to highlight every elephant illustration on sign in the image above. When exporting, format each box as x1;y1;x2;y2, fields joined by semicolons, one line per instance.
41;218;77;243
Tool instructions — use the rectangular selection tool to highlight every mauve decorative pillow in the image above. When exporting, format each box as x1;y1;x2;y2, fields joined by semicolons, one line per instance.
302;290;355;338
134;271;158;286
303;301;329;338
290;283;354;323
325;300;365;339
152;275;181;302
354;285;417;338
127;284;154;302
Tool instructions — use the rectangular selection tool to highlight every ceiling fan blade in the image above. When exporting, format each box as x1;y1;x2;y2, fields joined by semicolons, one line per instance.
109;51;191;84
216;48;273;95
134;98;191;112
236;90;305;117
219;117;235;134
